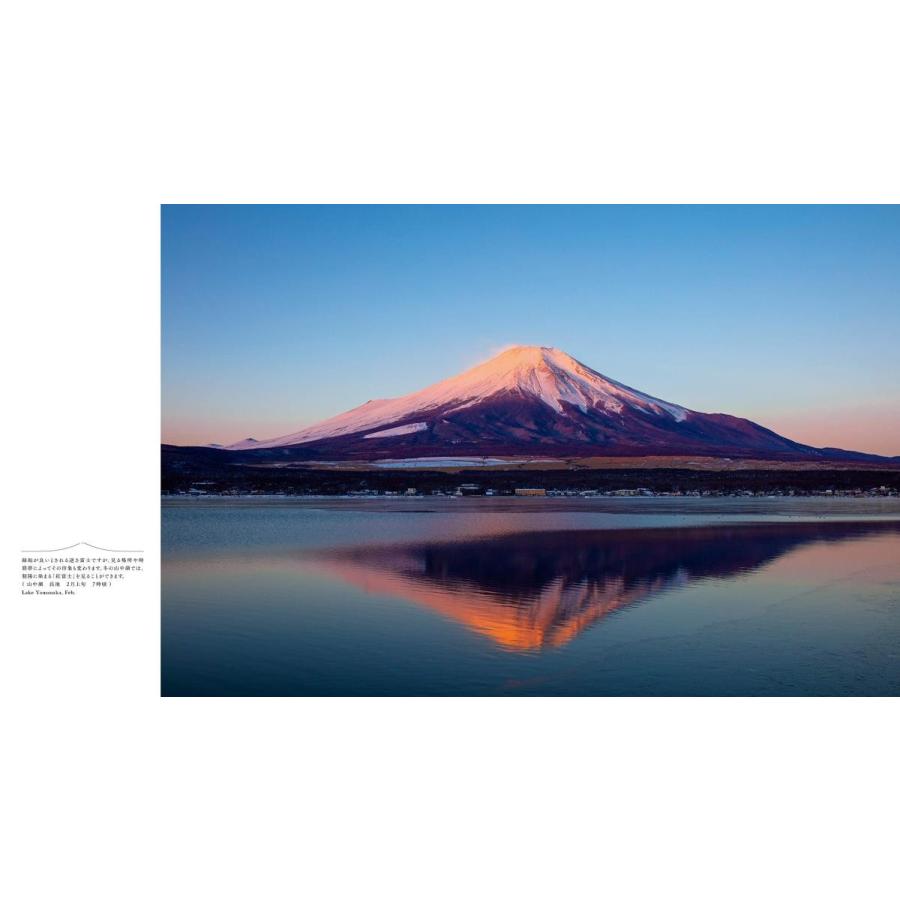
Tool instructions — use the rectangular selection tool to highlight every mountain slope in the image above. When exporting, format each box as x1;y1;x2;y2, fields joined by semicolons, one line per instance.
221;346;886;462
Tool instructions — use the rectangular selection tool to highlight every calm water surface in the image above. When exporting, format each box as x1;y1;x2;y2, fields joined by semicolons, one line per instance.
162;497;900;696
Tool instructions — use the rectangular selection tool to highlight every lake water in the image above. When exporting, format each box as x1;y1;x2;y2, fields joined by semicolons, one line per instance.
162;497;900;696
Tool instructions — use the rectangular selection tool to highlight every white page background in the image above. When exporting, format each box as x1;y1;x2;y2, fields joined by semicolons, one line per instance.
3;3;899;899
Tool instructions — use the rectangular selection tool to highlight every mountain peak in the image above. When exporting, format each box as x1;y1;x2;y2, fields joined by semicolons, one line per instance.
206;344;884;463
454;344;686;419
227;345;692;449
465;345;594;386
494;343;558;355
487;344;570;367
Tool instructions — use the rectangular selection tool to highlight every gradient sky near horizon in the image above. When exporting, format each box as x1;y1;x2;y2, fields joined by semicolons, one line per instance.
162;205;900;455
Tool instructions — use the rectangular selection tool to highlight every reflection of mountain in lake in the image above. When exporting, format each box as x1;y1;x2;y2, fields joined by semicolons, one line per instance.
307;521;900;651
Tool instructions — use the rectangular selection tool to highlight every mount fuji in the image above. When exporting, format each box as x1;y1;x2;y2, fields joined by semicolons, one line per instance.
216;346;886;463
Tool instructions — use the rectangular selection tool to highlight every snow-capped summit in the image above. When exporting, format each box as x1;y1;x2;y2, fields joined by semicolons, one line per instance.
440;345;689;420
218;344;852;461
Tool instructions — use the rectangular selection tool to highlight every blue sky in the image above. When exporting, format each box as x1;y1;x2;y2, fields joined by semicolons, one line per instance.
162;205;900;453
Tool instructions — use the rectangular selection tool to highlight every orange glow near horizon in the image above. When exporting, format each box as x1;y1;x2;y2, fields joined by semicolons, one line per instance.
753;405;900;458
